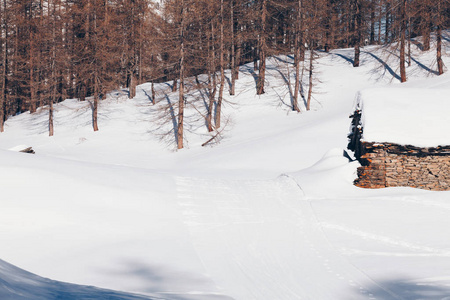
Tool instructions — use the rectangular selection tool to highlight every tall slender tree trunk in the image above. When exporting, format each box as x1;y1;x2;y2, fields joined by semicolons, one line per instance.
129;72;137;98
399;0;407;83
436;1;444;75
49;0;57;136
206;22;216;132
0;0;7;132
230;0;235;96
93;71;99;131
253;46;258;71
324;2;331;52
385;0;390;44
139;16;143;84
177;0;185;149
30;54;36;113
29;10;37;113
151;81;155;104
293;0;302;112
38;0;43;108
235;27;241;80
256;0;267;95
437;28;443;75
422;1;431;51
306;47;313;111
353;0;361;67
378;0;382;44
215;0;225;128
370;2;375;44
407;9;411;67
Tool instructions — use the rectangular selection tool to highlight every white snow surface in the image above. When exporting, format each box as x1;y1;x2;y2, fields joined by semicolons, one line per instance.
357;88;450;147
1;35;450;300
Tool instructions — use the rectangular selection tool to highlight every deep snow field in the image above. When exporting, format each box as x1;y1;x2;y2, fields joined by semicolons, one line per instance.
1;35;450;300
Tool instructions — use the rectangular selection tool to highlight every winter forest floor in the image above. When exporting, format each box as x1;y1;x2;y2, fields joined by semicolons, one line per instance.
1;34;450;300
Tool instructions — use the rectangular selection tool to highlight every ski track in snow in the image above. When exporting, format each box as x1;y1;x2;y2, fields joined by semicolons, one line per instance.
175;176;398;300
321;222;450;257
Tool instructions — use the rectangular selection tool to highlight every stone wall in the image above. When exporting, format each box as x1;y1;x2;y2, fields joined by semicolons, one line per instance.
355;143;450;191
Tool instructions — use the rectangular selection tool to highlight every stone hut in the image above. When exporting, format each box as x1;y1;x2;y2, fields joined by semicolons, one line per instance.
347;88;450;191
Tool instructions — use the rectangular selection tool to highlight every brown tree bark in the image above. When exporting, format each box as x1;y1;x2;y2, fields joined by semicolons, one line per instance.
230;0;236;96
293;0;302;112
353;0;362;67
421;0;431;51
399;0;407;82
206;21;216;132
385;0;391;43
49;0;58;136
129;72;137;98
436;0;444;75
256;0;267;95
369;1;375;44
177;0;185;150
306;47;313;111
93;71;99;131
151;81;155;104
215;0;225;129
0;0;7;132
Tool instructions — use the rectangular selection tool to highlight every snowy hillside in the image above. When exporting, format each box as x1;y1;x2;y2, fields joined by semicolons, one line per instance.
1;37;450;300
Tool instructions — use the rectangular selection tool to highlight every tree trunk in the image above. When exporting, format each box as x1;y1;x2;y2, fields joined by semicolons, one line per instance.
253;46;258;71
49;99;54;136
29;12;37;113
353;0;361;67
49;0;57;136
151;81;155;104
385;0;390;44
378;0;382;44
437;28;443;75
399;0;407;82
436;1;444;75
407;10;411;67
215;0;225;129
422;1;431;52
306;48;313;111
129;72;136;98
235;28;241;80
230;0;235;96
293;0;302;112
370;2;375;44
177;1;185;150
93;73;99;131
30;62;36;113
256;0;267;95
206;22;216;132
0;0;7;132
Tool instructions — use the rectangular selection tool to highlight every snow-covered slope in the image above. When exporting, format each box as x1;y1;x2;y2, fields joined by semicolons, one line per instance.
1;35;450;300
0;259;154;300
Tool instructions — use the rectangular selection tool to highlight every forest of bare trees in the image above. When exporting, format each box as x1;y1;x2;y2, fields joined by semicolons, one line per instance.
0;0;448;148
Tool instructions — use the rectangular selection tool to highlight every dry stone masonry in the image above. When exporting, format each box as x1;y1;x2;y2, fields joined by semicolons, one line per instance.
354;143;450;191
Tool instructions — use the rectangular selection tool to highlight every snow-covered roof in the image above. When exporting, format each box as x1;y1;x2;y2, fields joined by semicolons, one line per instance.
355;88;450;148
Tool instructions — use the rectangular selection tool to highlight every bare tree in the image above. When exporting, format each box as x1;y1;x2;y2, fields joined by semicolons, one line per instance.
399;0;407;82
434;0;445;75
215;0;225;128
177;0;186;149
256;0;267;95
292;0;303;112
353;0;362;67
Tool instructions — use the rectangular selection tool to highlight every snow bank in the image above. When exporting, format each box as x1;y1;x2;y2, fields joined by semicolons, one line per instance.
356;88;450;147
